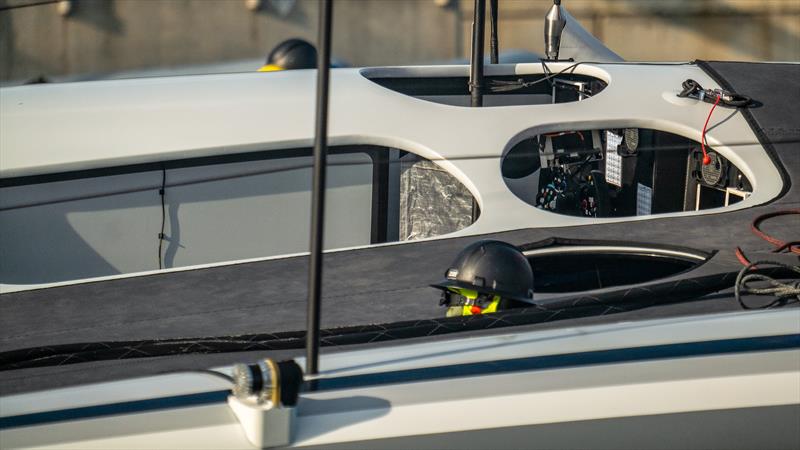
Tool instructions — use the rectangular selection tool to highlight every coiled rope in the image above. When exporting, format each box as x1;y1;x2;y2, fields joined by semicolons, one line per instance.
734;261;800;310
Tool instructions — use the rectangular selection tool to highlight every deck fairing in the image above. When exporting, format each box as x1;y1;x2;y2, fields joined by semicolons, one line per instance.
0;60;797;450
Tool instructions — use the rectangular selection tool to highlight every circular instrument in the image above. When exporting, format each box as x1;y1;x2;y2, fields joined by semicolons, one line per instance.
701;151;723;186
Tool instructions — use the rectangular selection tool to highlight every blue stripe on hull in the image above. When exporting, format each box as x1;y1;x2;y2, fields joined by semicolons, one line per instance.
312;333;800;391
2;333;798;430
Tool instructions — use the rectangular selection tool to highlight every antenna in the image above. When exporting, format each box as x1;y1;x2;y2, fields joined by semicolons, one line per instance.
306;0;333;376
469;0;486;107
544;0;566;61
489;0;499;64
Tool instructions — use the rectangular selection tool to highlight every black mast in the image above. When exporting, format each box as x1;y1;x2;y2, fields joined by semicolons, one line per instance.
489;0;498;64
469;0;486;107
306;0;333;376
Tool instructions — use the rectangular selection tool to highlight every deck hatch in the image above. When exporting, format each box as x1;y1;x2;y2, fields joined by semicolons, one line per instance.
524;244;710;293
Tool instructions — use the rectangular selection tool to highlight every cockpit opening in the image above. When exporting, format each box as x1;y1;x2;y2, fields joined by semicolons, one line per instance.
363;68;607;107
503;128;752;218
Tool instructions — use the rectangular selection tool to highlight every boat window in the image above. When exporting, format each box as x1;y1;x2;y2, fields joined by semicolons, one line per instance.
364;73;606;107
0;146;476;285
388;152;478;242
502;128;752;217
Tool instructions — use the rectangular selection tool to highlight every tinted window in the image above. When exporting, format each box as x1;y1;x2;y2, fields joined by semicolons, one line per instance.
1;146;477;285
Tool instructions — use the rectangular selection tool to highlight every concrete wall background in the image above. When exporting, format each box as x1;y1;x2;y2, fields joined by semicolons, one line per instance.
1;0;798;82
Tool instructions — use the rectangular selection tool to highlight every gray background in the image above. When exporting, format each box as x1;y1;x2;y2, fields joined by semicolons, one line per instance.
2;0;799;83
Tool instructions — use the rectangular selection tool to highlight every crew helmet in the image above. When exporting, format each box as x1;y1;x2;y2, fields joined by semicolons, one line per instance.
259;38;317;72
431;240;535;304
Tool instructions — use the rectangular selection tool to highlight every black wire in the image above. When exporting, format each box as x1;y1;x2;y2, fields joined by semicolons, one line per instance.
678;78;752;108
490;60;698;94
158;167;166;270
0;0;59;12
489;0;499;64
540;59;555;89
490;61;585;92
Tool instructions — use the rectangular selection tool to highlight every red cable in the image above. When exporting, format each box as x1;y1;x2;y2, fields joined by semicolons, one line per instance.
735;247;751;266
700;95;721;165
751;209;800;255
735;209;800;267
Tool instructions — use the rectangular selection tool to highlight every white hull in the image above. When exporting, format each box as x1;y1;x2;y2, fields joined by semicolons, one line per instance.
2;310;798;449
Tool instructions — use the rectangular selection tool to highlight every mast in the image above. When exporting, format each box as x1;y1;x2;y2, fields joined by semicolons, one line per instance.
306;0;333;376
469;0;486;107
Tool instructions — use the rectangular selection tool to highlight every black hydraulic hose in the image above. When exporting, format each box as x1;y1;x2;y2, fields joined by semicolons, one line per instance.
489;0;499;64
306;0;333;376
469;0;486;107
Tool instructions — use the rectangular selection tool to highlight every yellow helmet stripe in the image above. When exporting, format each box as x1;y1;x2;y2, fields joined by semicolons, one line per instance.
258;64;284;72
447;286;478;299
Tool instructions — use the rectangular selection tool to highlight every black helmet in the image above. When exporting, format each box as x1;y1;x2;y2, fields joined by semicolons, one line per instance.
260;38;317;71
431;240;534;304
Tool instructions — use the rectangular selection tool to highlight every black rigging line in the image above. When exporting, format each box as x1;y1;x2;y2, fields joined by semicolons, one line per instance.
489;0;499;64
158;167;166;270
306;0;333;376
0;0;59;12
469;0;486;107
540;59;555;89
